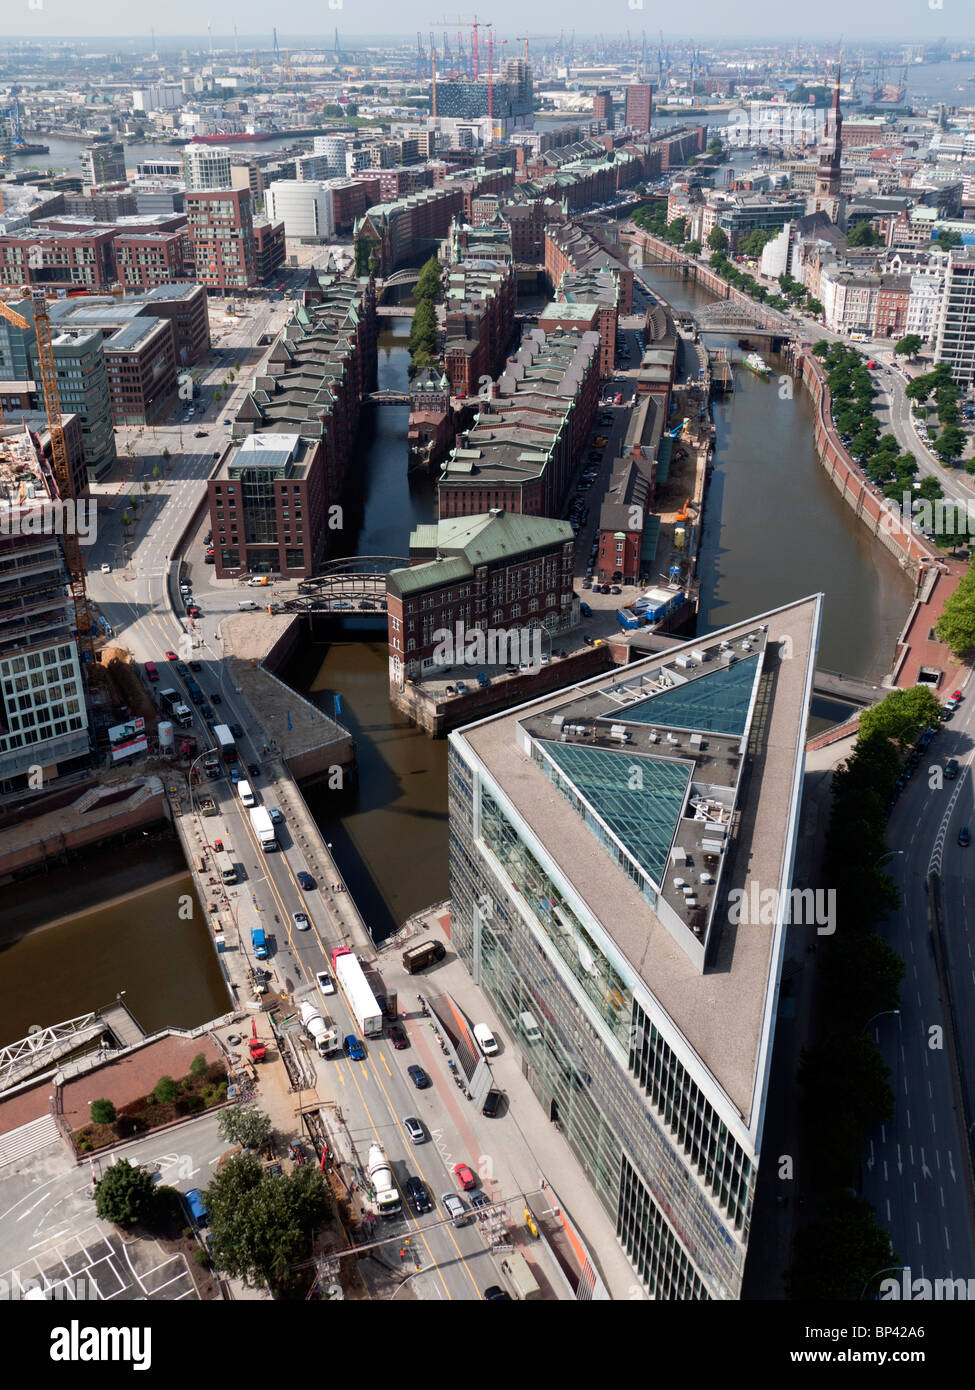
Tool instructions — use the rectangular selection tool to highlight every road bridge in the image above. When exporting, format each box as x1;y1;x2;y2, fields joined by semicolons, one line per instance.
811;668;888;706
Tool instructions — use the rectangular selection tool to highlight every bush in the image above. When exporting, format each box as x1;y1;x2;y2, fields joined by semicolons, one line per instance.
190;1053;208;1077
153;1076;178;1105
90;1099;116;1125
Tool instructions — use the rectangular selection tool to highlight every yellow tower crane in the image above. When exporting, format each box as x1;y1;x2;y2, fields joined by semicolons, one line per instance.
0;289;95;664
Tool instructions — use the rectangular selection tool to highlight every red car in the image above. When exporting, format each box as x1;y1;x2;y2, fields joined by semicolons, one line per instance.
187;606;201;618
453;1163;477;1192
145;661;158;682
165;650;178;661
388;1025;409;1050
951;690;962;702
614;392;623;404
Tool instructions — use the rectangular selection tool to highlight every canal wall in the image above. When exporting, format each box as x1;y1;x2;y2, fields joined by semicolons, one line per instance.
623;229;759;309
795;349;938;580
0;776;168;882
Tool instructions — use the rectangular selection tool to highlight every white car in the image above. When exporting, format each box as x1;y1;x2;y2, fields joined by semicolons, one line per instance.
292;911;311;931
100;562;111;573
440;1192;469;1227
316;970;336;995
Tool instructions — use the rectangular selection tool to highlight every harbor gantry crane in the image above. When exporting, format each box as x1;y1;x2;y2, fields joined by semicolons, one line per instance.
0;289;95;664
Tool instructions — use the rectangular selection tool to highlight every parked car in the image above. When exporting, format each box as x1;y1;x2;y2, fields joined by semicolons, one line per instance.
453;1163;477;1192
268;807;284;824
316;971;336;995
440;1192;469;1227
297;871;315;890
344;1035;365;1060
388;1024;409;1050
407;1065;430;1089
403;1115;425;1144
481;1089;502;1118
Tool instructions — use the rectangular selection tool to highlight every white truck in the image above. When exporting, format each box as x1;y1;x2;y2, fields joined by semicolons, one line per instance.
249;804;276;851
300;1000;338;1055
367;1143;400;1215
332;948;383;1037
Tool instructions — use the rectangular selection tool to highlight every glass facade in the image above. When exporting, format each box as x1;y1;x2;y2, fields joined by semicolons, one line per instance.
448;745;751;1299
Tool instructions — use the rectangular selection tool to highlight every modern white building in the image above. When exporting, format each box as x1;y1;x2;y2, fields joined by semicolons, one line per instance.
264;181;335;241
935;245;975;391
132;84;183;112
726;102;826;150
447;597;822;1299
313;134;353;178
180;144;232;191
906;255;948;345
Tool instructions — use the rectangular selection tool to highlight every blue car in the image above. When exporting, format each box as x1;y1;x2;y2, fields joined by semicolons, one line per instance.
407;1064;430;1089
297;871;316;891
344;1035;365;1060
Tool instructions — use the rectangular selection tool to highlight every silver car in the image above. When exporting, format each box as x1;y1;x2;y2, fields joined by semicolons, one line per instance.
403;1115;425;1145
440;1192;469;1227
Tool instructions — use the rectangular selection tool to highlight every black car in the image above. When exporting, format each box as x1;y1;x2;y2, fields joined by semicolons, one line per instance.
405;1176;432;1215
959;827;971;847
189;661;203;672
200;705;215;724
484;1286;512;1301
481;1089;502;1118
210;692;222;704
248;763;260;777
945;759;959;780
230;723;244;739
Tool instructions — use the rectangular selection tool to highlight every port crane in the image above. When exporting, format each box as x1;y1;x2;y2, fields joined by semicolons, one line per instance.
0;289;95;663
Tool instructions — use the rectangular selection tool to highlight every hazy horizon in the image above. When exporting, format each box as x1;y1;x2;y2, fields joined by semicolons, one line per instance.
1;2;972;46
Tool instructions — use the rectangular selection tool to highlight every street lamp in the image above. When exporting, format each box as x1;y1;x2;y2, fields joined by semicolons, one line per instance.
861;1009;900;1035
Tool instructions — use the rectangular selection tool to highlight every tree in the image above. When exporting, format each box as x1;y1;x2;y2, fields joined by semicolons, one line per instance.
217;1104;272;1151
205;1155;331;1291
893;333;922;360
94;1160;155;1228
190;1052;208;1077
153;1075;178;1105
932;425;964;464
934;228;962;250
665;216;687;244
414;255;442;302
786;1191;896;1300
916;474;943;502
740;227;773;258
683;240;702;256
798;1034;895;1187
936;567;975;655
846;220;883;248
706;136;723;156
806;297;824;318
857;686;943;749
812;339;831;359
90;1099;116;1125
121;511;132;531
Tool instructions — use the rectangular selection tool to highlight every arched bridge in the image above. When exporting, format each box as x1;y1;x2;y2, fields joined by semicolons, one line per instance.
366;389;410;403
694;298;795;337
292;555;409;609
383;267;422;289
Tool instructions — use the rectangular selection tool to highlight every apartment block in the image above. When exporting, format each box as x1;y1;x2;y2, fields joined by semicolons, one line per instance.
114;229;186;289
83;142;126;187
0;427;91;793
386;510;576;684
185;188;257;292
624;84;654;134
443;260;516;400
181;144;233;191
0;227;117;292
935;245;975;390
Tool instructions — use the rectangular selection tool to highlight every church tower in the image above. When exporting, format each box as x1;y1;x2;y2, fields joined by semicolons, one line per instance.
808;65;845;225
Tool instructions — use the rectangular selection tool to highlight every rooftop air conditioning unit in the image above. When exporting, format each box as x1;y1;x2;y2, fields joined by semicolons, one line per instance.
675;654;694;669
689;733;702;747
691;648;707;662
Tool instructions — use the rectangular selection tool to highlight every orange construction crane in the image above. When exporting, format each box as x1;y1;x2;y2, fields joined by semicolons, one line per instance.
0;289;95;664
514;35;556;62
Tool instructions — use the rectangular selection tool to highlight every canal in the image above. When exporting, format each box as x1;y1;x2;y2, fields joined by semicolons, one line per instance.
637;264;914;679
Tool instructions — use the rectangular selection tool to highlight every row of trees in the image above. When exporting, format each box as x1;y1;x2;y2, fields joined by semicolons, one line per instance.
707;249;794;314
812;340;945;505
407;255;444;379
905;362;968;467
787;689;946;1296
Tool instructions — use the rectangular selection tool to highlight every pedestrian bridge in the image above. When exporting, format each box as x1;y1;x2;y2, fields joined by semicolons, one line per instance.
366;390;410;404
292;556;409;608
694;299;795;337
812;668;887;706
376;304;415;318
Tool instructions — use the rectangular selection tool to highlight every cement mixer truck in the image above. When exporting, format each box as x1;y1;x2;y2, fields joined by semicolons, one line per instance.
300;1000;338;1056
367;1143;400;1216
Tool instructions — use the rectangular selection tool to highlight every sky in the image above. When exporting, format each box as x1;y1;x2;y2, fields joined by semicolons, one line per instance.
3;0;973;44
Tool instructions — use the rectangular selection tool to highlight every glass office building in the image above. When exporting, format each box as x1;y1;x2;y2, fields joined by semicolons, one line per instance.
448;597;821;1298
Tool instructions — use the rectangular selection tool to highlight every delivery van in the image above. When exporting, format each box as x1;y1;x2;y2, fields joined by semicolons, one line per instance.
238;599;259;611
500;1252;541;1301
237;779;255;809
474;1023;499;1057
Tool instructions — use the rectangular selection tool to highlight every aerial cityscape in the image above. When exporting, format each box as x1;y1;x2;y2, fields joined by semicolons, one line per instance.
2;4;975;1346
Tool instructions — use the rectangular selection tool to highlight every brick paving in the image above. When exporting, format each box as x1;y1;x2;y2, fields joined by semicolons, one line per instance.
893;562;968;693
56;1035;223;1132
